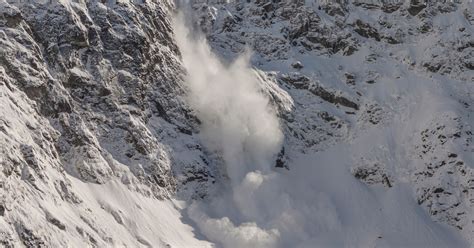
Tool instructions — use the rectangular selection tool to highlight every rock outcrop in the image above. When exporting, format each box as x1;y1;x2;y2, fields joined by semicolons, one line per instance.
0;0;214;246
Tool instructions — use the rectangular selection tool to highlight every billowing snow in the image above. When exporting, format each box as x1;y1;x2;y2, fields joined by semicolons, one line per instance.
1;0;473;247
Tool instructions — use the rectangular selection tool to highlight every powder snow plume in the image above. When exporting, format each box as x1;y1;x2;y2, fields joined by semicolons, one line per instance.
173;14;283;182
173;12;284;247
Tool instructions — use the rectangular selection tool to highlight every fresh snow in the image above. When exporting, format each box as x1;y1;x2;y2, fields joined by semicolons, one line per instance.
1;0;473;247
171;1;474;247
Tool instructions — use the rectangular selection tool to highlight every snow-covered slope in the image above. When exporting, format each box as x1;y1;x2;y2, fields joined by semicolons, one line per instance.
178;0;474;247
0;0;473;247
0;0;213;246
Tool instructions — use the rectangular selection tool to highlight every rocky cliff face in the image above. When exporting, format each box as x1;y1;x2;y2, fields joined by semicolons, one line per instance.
0;0;214;246
1;0;473;247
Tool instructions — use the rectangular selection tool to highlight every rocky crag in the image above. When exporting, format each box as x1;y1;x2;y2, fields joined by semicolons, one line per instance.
1;0;473;246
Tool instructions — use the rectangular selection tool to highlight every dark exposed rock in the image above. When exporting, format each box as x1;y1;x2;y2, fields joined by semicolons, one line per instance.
433;188;444;193
280;73;359;110
291;61;304;69
15;223;46;248
354;20;381;41
275;147;288;170
408;0;427;16
366;79;376;84
352;163;393;188
344;73;356;85
381;2;402;13
46;213;66;231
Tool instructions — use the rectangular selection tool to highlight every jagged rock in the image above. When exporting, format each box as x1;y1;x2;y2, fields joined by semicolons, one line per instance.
354;20;381;41
46;212;67;231
15;223;46;248
381;2;403;13
280;73;359;110
413;113;474;236
408;0;427;16
2;0;474;246
0;0;214;245
344;73;356;85
291;61;304;69
352;163;393;188
275;147;289;170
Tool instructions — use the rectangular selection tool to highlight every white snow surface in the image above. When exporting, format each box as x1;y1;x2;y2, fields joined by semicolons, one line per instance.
175;3;472;247
170;1;474;247
1;0;473;247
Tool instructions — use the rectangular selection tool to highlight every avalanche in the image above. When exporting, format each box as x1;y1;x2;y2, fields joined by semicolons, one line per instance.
1;0;473;247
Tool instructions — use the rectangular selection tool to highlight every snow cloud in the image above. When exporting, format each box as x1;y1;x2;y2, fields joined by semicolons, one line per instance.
173;14;283;183
173;12;284;247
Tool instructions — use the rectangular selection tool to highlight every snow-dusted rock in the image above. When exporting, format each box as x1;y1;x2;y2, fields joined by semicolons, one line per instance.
0;0;214;246
189;0;474;244
1;0;474;246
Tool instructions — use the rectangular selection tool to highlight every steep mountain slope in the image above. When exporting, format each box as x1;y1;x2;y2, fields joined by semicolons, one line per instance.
0;0;473;247
0;0;213;246
180;0;474;247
